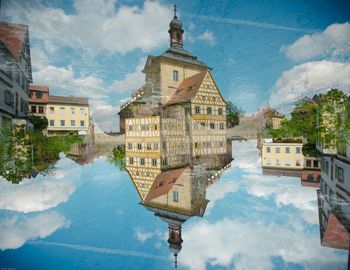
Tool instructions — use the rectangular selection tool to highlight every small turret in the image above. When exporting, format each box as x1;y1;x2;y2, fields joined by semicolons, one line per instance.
168;4;184;48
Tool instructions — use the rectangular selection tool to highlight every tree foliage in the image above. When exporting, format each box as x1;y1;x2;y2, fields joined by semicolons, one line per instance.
27;115;48;131
267;89;350;147
110;146;125;171
226;101;244;127
0;126;82;183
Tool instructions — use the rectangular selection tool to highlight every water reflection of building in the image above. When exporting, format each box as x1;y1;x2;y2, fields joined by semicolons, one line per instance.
317;144;350;251
315;97;350;257
130;162;230;267
261;138;321;187
140;166;209;267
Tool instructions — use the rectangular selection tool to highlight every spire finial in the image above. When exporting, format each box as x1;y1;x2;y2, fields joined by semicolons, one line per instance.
174;253;178;268
174;4;177;19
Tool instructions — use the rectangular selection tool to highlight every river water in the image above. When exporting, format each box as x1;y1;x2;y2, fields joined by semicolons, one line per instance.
0;140;347;270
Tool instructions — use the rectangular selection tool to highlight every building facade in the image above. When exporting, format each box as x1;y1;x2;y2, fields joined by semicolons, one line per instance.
46;95;90;135
0;22;32;128
317;99;350;250
123;7;229;189
261;138;321;187
29;84;49;117
262;139;304;170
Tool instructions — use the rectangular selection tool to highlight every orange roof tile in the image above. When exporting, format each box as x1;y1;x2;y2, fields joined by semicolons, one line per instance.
0;22;28;59
145;167;187;201
29;84;49;92
166;71;207;105
322;212;349;250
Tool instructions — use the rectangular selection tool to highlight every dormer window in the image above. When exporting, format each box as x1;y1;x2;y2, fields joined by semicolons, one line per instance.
173;70;179;81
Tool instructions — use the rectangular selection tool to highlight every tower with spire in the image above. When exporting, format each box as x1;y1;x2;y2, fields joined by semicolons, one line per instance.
168;4;184;48
122;6;231;265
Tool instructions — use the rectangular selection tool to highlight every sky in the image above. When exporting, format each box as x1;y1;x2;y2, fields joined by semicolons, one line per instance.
2;0;350;131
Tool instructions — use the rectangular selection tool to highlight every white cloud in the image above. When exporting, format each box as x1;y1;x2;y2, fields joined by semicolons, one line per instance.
186;29;216;46
230;141;319;224
31;48;145;131
205;180;240;214
0;211;70;250
6;0;172;54
178;218;346;270
283;22;350;62
0;154;80;213
109;58;146;93
196;30;216;45
134;228;154;243
269;60;350;109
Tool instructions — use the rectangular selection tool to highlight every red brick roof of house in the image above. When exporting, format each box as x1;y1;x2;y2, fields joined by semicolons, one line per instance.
166;71;207;105
29;84;49;92
145;167;188;201
322;212;349;250
0;22;28;59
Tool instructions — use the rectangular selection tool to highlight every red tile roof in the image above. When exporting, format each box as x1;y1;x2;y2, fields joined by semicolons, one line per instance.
145;167;187;201
48;95;89;105
166;71;207;105
29;84;49;92
322;212;349;250
0;22;28;59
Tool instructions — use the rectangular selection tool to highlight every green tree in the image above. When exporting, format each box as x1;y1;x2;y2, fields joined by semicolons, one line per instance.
27;115;48;131
267;89;350;149
317;89;350;146
227;101;244;127
0;125;33;183
110;146;125;171
1;126;83;183
268;98;318;143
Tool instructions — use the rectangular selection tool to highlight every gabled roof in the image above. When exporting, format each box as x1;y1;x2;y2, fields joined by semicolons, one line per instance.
322;212;349;250
48;95;89;106
145;167;187;202
166;71;207;105
0;21;28;59
29;84;49;92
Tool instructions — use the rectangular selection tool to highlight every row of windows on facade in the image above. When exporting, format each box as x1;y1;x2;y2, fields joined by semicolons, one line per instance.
31;105;44;114
49;120;85;127
127;140;224;151
192;106;223;115
319;179;346;208
305;159;319;168
3;90;28;113
305;174;321;182
266;146;301;154
48;107;86;115
194;141;225;148
128;121;225;132
29;91;44;99
265;158;302;167
129;157;167;166
128;124;158;131
1;65;29;94
322;159;345;183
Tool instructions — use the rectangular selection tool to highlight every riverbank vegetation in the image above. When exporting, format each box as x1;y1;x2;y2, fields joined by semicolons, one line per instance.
0;125;82;183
